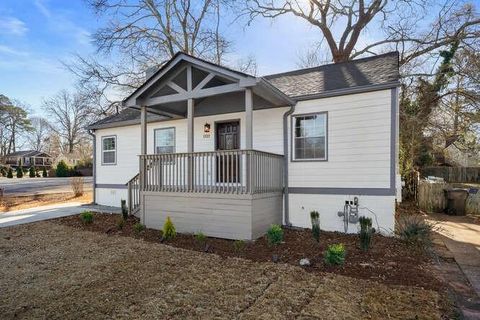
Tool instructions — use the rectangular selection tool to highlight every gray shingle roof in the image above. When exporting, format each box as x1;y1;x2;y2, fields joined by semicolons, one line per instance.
88;52;399;129
6;150;51;157
88;108;169;130
264;52;399;99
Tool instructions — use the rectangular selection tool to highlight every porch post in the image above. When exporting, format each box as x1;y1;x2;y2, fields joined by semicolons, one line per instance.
140;104;147;155
245;88;253;149
187;98;194;190
139;104;147;222
245;88;253;193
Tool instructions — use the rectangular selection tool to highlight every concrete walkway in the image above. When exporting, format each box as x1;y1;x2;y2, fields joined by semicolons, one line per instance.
0;203;121;228
429;213;480;319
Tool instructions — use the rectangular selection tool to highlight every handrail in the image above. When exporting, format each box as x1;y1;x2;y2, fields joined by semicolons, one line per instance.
139;149;284;195
126;173;140;215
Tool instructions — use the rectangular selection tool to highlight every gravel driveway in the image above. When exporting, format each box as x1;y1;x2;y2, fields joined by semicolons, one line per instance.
0;222;442;319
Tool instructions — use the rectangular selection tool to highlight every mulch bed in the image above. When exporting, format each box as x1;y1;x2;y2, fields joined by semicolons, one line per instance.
53;212;444;292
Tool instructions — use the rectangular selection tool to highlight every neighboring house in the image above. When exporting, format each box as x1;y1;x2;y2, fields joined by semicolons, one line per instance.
55;153;82;167
444;144;480;167
87;52;401;240
3;150;53;169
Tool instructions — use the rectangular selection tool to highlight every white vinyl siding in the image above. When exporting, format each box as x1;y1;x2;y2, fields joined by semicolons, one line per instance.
101;136;116;165
288;89;392;188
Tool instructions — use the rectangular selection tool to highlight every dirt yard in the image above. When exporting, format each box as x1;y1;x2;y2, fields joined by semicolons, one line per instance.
0;222;444;319
0;191;92;212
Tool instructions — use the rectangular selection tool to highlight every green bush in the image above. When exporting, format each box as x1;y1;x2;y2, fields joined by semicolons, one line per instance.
29;166;36;178
117;218;125;230
7;168;13;178
56;160;69;177
266;224;283;246
162;217;176;240
16;166;23;178
194;232;206;245
0;167;6;177
121;199;128;220
234;240;246;252
359;216;374;251
310;210;320;243
396;215;432;249
80;211;94;224
324;243;346;266
133;222;145;234
42;167;47;177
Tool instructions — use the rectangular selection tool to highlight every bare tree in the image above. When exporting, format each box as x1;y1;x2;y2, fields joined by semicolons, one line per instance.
27;117;51;152
41;90;91;154
0;95;32;155
66;0;233;115
243;0;480;65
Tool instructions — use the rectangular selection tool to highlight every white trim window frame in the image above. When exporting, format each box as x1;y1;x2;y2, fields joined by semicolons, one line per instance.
292;112;328;161
101;135;117;165
154;127;176;154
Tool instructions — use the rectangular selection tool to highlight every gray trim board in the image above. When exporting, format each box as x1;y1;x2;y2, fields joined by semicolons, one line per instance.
96;183;128;189
288;187;395;196
88;130;96;204
390;87;397;191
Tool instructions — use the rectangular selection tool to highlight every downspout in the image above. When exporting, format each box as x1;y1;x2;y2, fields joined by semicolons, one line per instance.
87;129;96;204
283;103;295;226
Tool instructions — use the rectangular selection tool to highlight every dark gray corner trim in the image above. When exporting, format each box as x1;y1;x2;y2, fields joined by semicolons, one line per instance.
390;87;398;191
95;183;128;189
289;187;396;196
293;81;401;101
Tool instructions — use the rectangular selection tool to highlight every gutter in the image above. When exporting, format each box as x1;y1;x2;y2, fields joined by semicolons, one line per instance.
87;129;96;204
282;103;296;226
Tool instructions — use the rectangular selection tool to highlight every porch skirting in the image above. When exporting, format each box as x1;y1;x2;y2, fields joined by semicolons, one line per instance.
141;191;283;240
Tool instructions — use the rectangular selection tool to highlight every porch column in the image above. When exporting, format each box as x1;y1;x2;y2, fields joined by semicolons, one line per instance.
140;104;147;155
187;98;194;190
245;88;253;149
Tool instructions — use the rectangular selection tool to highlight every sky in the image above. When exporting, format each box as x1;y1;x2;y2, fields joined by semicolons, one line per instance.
0;0;336;115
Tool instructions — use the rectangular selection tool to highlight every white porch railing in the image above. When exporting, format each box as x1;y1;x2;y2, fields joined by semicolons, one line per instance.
139;149;284;194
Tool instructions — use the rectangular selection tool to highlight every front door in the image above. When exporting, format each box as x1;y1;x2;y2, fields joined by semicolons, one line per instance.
216;121;240;183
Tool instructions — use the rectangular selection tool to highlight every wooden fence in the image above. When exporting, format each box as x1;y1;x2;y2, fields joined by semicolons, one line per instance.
417;181;447;212
421;166;480;183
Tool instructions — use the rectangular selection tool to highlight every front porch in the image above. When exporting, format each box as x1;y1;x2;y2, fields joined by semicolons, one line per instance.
123;53;293;239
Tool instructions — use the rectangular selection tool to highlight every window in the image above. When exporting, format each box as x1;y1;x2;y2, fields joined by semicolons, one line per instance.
154;128;175;154
102;136;116;165
293;113;327;160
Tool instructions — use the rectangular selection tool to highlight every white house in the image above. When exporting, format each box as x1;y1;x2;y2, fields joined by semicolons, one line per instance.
87;52;401;240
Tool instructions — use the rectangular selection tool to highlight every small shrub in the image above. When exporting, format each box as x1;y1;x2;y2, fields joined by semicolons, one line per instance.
16;166;23;178
233;240;246;252
29;166;36;178
121;199;128;220
0;167;6;177
194;232;206;245
48;168;56;177
56;160;69;177
162;217;176;240
133;222;145;234
359;216;374;251
117;218;125;230
7;168;13;178
310;210;320;243
324;243;346;266
396;215;432;249
266;224;283;246
42;167;47;177
80;211;94;224
71;177;84;197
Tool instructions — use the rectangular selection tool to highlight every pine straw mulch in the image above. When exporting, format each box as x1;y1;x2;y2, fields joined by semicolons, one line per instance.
0;222;445;319
54;211;444;292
